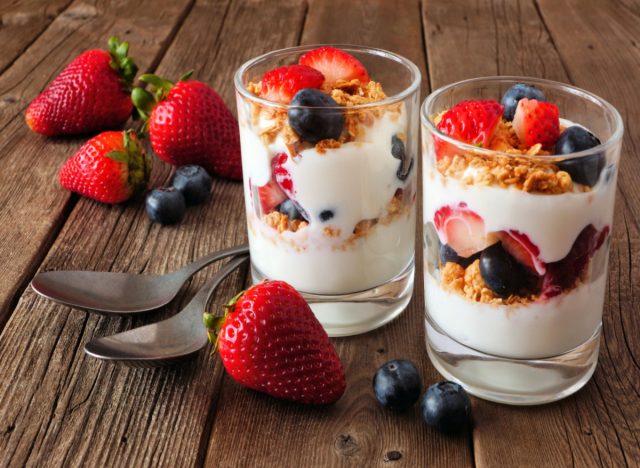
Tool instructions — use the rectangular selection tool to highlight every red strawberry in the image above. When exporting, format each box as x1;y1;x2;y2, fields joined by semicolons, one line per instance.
26;36;137;136
512;98;560;149
540;224;609;299
257;179;287;213
272;152;295;197
260;65;324;104
203;280;346;405
499;230;546;275
132;74;241;180
298;46;369;85
58;130;148;204
435;100;503;161
434;204;496;258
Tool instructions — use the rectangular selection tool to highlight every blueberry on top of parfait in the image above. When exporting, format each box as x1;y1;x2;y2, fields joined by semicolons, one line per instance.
501;83;546;121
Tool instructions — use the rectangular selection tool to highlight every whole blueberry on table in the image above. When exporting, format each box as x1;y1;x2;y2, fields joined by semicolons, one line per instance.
421;381;472;434
501;83;546;121
172;165;213;205
479;242;522;296
555;126;604;187
373;359;422;411
146;187;186;225
288;88;343;143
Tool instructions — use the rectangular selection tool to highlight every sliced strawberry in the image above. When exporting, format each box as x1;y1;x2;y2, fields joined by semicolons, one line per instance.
499;230;546;276
434;100;504;161
512;98;559;149
433;203;496;258
258;179;287;213
272;152;295;198
298;46;369;85
540;224;609;299
260;65;324;104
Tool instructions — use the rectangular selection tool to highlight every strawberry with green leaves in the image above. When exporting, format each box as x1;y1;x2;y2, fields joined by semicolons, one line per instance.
58;130;149;204
203;280;346;405
26;36;137;136
132;73;242;180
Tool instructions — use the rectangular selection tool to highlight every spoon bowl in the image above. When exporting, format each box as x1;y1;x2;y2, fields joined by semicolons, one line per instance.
31;244;249;314
84;255;249;366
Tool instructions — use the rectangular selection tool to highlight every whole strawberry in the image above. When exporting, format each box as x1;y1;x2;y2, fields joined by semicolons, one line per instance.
203;280;346;405
59;130;149;203
26;36;137;136
132;73;241;180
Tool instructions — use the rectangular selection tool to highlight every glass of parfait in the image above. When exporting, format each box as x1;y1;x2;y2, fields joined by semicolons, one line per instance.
234;45;421;336
421;77;623;404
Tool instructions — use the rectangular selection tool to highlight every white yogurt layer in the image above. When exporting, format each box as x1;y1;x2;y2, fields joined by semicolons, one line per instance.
238;99;415;295
249;208;415;294
425;271;606;359
423;167;616;263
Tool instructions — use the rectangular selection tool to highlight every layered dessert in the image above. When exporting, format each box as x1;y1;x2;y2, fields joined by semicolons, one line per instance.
236;47;416;294
423;83;616;359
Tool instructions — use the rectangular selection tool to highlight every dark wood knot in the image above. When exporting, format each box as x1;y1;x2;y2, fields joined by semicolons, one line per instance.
334;434;358;456
384;451;402;462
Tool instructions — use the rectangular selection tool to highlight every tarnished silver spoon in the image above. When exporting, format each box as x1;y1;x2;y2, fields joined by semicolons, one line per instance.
84;255;248;367
30;244;249;314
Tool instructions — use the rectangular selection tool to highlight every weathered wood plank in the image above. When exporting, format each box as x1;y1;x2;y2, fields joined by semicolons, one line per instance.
0;0;308;466
423;0;640;466
0;0;195;328
205;1;473;467
0;0;73;75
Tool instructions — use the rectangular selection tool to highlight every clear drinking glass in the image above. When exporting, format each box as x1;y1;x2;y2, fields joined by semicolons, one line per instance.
234;45;421;336
421;76;623;404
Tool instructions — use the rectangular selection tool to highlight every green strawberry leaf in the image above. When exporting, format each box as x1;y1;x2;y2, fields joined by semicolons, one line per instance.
139;74;174;93
179;70;194;82
106;150;129;163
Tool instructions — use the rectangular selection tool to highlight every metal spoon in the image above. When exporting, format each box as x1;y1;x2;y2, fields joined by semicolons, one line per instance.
84;255;248;367
30;244;249;314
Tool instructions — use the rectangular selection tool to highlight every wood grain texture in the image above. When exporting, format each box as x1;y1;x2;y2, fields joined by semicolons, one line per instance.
0;0;244;466
0;0;73;75
0;0;196;329
424;0;640;466
205;1;472;467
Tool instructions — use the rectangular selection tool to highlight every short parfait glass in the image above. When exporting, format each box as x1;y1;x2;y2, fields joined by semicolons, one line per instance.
234;45;421;336
421;76;623;404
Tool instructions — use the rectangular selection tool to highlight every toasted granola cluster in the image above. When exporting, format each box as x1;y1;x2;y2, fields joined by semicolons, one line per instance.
432;113;582;194
440;261;536;306
260;188;411;240
247;79;399;153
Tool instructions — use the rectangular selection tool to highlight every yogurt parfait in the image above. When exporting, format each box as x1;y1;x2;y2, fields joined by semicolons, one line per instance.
422;77;623;404
234;45;421;336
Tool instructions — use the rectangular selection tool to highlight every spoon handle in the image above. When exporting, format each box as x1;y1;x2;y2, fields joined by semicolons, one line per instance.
175;244;250;280
190;255;249;311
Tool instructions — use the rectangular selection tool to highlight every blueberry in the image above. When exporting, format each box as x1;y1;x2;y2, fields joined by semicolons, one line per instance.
288;89;344;144
319;210;334;222
479;242;522;296
146;187;186;225
555;126;604;187
501;83;546;121
439;243;480;268
278;199;309;221
391;134;413;181
421;381;472;434
172;165;213;205
373;360;422;411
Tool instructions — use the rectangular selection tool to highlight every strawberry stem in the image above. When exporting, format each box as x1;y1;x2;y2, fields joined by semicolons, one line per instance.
202;289;246;352
107;36;138;88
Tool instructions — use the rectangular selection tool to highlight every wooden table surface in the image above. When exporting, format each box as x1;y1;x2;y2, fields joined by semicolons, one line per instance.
0;0;638;466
